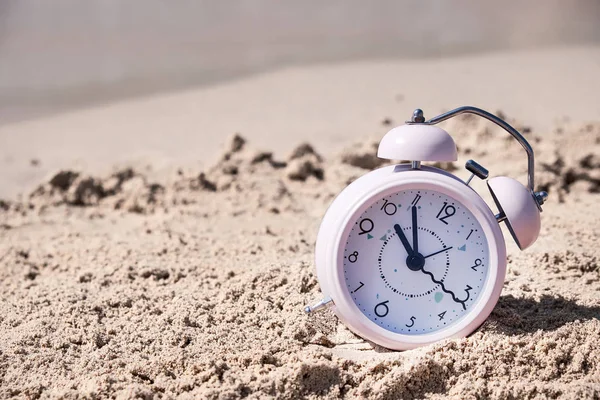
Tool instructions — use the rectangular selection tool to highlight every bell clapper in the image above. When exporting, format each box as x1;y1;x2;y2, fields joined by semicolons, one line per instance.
465;160;489;186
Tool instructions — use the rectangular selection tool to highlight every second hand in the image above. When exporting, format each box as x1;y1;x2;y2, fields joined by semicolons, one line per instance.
423;247;453;259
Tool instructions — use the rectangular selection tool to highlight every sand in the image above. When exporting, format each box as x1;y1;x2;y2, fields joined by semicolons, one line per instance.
1;112;599;399
1;49;600;398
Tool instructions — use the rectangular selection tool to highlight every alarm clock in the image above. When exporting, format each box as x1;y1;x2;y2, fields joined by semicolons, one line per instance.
304;106;548;350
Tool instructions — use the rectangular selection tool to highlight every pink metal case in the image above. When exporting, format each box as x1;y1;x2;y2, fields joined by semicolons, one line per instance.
314;165;506;350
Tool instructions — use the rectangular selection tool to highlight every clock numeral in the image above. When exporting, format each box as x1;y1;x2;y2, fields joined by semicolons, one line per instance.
358;218;374;236
405;316;416;328
351;282;364;293
380;199;397;216
411;193;422;206
463;285;473;301
438;311;446;321
466;229;474;240
435;202;456;225
374;301;389;318
471;258;483;271
347;251;359;263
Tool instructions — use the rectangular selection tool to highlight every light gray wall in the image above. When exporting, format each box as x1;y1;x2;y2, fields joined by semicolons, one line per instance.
1;0;599;123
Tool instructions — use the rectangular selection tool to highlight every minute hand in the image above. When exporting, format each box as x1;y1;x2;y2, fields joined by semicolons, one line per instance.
393;224;413;255
411;206;419;253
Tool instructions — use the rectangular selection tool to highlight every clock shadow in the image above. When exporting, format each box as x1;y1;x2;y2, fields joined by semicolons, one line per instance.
482;294;600;335
319;295;599;356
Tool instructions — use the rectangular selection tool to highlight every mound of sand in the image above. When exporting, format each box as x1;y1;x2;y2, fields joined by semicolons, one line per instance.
1;116;599;399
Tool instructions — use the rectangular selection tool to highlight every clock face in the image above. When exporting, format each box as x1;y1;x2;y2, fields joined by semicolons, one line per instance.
342;188;490;335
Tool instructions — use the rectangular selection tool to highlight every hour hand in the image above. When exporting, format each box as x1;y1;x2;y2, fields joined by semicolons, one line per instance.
393;224;413;255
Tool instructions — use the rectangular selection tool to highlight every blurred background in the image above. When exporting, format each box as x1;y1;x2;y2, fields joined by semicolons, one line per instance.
2;0;600;123
1;0;600;198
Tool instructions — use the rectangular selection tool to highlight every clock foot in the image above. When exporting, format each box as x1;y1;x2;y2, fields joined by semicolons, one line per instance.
304;296;333;314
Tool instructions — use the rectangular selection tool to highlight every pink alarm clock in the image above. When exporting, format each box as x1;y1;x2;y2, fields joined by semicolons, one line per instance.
305;106;548;350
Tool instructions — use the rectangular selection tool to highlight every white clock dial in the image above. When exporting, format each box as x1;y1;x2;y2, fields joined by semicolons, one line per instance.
343;189;490;335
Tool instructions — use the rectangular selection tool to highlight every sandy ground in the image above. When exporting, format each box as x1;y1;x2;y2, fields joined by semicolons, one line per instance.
2;46;600;200
1;51;600;399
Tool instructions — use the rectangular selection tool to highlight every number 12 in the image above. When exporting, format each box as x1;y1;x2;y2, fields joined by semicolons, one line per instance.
436;202;456;224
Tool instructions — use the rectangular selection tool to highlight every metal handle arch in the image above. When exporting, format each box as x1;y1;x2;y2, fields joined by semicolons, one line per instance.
415;106;546;210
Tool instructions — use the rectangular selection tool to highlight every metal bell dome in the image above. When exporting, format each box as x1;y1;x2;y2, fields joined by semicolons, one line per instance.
377;110;457;162
488;176;541;250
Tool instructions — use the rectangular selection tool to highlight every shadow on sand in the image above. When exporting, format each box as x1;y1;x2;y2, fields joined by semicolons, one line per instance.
486;294;600;335
324;294;600;357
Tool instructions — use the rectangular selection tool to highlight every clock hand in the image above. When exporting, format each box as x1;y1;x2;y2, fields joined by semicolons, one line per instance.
423;247;453;259
411;206;419;254
393;223;413;255
419;266;471;310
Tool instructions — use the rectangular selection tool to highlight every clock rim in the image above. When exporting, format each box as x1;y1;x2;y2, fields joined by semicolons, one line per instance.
317;165;506;350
